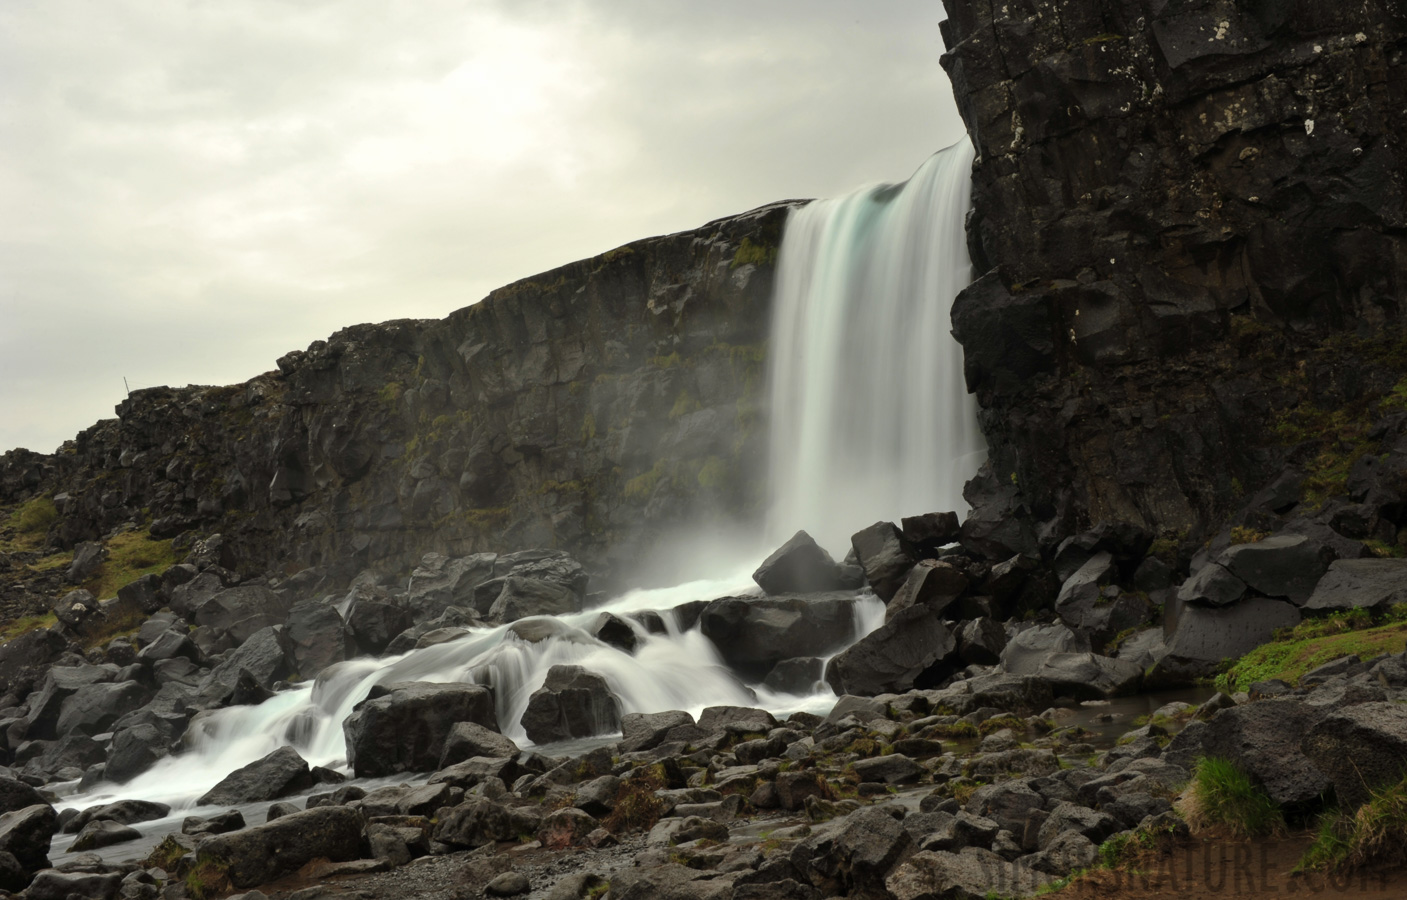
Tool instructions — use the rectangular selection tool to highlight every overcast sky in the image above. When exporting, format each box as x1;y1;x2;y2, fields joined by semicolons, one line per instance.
0;1;966;455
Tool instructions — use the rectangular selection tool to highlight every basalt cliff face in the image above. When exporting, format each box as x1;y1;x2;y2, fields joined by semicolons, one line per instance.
0;204;790;601
943;0;1407;556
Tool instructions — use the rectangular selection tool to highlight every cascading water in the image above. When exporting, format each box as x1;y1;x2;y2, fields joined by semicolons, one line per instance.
767;139;986;554
60;141;982;815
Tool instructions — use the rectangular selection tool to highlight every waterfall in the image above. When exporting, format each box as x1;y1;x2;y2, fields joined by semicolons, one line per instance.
767;139;986;554
59;144;981;813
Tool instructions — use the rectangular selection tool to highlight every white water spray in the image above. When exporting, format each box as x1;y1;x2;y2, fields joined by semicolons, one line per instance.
64;144;980;812
767;139;986;554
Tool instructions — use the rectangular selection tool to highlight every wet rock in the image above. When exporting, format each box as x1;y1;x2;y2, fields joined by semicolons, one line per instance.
347;600;416;655
620;711;695;754
752;531;847;594
850;522;918;601
65;542;106;585
825;806;912;896
762;658;824;694
56;681;149;737
587;613;637;653
183;809;246;835
1303;559;1407;611
405;553;499;621
343;681;499;777
487;577;582;624
486;871;531;897
197;806;363;889
538;808;598;849
439;722;520;769
71;819;141;851
999;623;1088;675
0;630;67;700
283;600;356;678
699;594;856;679
191;585;288;646
957;617;1006;666
698;705;779;736
824;605;955;696
520;665;621;744
0;780;48;818
852;755;922;785
433;799;518;848
65;800;170;833
24;870;123;900
197;746;313;807
901;511;962;552
1028;652;1143;700
193;625;294;708
1302;702;1407;810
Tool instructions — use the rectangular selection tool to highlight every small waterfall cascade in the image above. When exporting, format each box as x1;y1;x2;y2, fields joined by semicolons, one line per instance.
766;139;986;554
59;144;983;814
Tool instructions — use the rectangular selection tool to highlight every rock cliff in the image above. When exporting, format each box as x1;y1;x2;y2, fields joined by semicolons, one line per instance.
942;0;1407;555
1;203;791;598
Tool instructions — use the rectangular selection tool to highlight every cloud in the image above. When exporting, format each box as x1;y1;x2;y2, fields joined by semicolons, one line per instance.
0;0;966;454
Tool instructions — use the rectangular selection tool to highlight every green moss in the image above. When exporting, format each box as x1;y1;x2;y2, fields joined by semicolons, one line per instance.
84;531;178;601
623;460;666;502
1216;607;1407;693
730;236;777;269
1186;757;1283;838
580;411;597;444
377;381;405;407
184;856;230;900
697;456;729;490
669;390;701;420
1229;526;1269;544
461;507;511;533
649;352;685;369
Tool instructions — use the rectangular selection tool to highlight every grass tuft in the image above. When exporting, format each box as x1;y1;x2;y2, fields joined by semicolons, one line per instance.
1184;757;1284;839
1299;776;1407;873
1216;605;1407;693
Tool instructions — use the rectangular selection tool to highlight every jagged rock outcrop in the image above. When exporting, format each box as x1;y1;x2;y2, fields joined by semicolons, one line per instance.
0;203;792;597
942;0;1407;553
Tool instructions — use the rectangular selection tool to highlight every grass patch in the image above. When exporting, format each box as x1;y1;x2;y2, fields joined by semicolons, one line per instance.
1215;606;1407;693
83;531;178;600
0;497;58;553
1299;776;1407;873
1184;757;1284;838
0;613;58;644
184;856;230;900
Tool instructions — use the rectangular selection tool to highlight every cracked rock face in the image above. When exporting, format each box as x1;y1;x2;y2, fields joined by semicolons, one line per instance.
941;0;1407;547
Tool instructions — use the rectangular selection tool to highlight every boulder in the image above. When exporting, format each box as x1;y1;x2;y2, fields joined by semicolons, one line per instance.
193;626;294;708
106;723;172;784
283;600;356;678
901;511;962;551
433;798;519;848
0;781;46;819
183;809;246;835
762;657;824;694
825;605;955;696
752;531;849;594
348;600;416;655
65;799;170;833
439;721;521;768
198;746;314;806
825;806;913;896
71;818;141;851
520;666;621;744
116;573;164;615
1029;652;1143;700
957;617;1006;666
1149;597;1301;686
587;613;638;653
537;807;598;849
24;664;121;740
1302;702;1407;810
137;629;202;665
1199;700;1329;809
885;561;968;622
0;804;56;874
487;577;581;624
1217;536;1334;604
197;806;364;889
620;711;695;754
699;594;856;678
23;871;122;900
999;624;1089;675
55;680;149;737
850;522;918;601
65;542;106;584
343;681;499;776
1302;559;1407;611
191;585;288;646
405;553;499;621
697;706;779;735
1175;563;1247;607
0;629;67;700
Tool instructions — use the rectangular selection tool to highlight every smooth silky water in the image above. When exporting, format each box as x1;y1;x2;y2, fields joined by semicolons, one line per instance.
57;141;986;829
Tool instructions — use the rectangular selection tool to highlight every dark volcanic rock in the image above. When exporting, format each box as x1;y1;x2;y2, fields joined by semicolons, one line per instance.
343;681;499;776
0;804;56;874
519;665;621;744
198;746;314;806
752;531;846;595
850;522;917;601
1217;536;1334;604
1200;700;1329;809
284;599;356;678
1302;702;1407;810
1150;597;1301;686
699;593;856;678
198;806;363;889
825;605;956;696
1303;559;1407;611
885;561;968;623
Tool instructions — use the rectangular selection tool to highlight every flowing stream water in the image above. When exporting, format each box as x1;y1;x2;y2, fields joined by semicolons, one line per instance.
60;140;984;819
